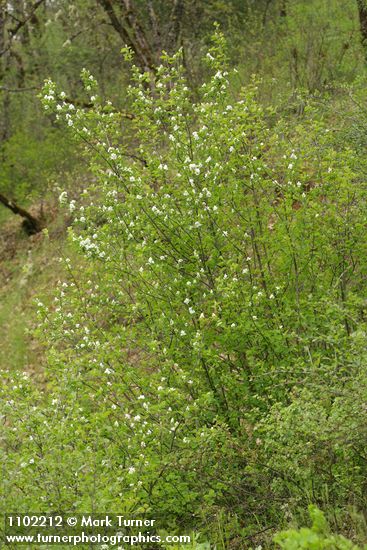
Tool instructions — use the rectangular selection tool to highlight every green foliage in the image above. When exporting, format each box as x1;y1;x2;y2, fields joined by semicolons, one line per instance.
1;0;366;208
274;506;366;549
2;22;367;549
0;126;78;201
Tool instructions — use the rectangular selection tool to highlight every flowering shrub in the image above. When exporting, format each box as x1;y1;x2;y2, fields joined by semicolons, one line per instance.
2;31;367;547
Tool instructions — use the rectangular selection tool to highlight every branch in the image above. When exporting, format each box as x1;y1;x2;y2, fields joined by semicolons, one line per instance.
0;85;38;93
148;1;162;55
0;192;43;234
0;86;135;120
166;0;184;52
0;0;46;56
8;0;45;37
96;0;135;49
121;0;155;70
357;0;367;59
97;0;155;71
63;96;135;119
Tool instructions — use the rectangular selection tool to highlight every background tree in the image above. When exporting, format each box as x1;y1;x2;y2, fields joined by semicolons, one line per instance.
357;0;367;57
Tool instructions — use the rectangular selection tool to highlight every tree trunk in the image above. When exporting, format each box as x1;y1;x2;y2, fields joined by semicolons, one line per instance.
280;0;287;17
0;4;10;142
97;0;155;72
0;193;43;234
357;0;367;57
97;0;185;72
166;0;184;52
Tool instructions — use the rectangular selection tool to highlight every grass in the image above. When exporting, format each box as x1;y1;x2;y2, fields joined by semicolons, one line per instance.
0;204;69;375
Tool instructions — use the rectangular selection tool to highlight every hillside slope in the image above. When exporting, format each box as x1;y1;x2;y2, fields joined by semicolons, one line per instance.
0;205;67;376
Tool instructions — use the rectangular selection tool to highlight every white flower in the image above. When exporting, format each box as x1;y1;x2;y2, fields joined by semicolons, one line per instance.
58;191;68;205
189;163;200;175
128;466;135;474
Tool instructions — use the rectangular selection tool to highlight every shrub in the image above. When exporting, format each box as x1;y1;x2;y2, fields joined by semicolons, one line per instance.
1;31;367;547
274;506;366;549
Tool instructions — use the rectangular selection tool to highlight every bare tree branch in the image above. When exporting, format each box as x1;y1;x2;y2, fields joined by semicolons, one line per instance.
0;0;46;56
166;0;184;52
280;0;287;17
357;0;367;59
148;1;162;56
0;192;43;234
0;85;38;92
97;0;155;71
121;0;155;69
